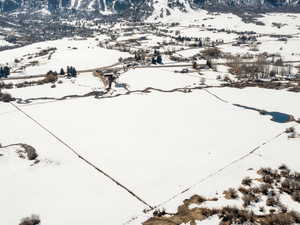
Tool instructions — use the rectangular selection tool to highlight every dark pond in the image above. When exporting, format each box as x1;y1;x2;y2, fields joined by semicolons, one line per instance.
233;104;293;123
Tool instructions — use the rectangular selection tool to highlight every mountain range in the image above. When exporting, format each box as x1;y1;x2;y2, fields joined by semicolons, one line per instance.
0;0;300;16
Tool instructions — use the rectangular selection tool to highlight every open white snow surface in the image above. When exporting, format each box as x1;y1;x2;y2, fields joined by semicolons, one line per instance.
149;9;300;35
0;15;300;225
0;37;128;76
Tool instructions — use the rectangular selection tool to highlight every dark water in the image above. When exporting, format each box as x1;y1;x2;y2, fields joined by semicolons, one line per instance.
266;112;291;123
233;104;292;123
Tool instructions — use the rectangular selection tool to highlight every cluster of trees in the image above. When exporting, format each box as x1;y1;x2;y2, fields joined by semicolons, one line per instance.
0;66;10;78
66;66;77;77
237;35;257;43
201;47;222;59
151;50;163;64
227;55;293;79
45;66;77;79
134;53;145;61
152;55;163;64
175;36;203;47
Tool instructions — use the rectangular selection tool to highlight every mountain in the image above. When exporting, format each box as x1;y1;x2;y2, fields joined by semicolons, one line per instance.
0;0;151;13
0;0;300;16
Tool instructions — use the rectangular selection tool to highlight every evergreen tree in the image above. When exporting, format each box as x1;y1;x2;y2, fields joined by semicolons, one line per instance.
207;59;212;69
199;40;203;47
67;66;70;76
60;68;65;75
0;66;10;78
72;67;77;77
0;67;4;78
157;55;163;64
151;57;157;64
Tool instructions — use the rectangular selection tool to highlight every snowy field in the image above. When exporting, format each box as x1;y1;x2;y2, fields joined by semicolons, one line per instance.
1;9;300;225
149;9;300;35
1;67;299;225
0;37;129;76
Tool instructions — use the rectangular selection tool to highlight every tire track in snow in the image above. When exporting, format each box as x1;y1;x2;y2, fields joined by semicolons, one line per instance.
202;88;229;103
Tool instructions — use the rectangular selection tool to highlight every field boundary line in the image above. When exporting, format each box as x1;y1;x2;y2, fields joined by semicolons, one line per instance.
9;102;154;210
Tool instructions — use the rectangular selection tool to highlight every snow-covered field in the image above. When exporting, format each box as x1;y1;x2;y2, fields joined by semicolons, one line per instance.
149;9;300;35
0;37;129;76
1;10;300;225
1;68;299;225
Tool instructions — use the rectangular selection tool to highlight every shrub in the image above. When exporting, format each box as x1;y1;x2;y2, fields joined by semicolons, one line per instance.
258;168;280;183
242;177;252;186
260;213;295;225
249;187;261;194
0;92;14;102
278;164;288;170
285;128;295;134
266;197;279;207
21;144;38;160
19;214;40;225
223;188;239;199
200;77;206;85
282;179;300;194
201;47;222;58
153;209;166;217
258;167;273;176
242;193;260;207
238;186;250;195
278;204;288;213
263;175;274;184
292;191;300;202
281;178;291;189
280;169;290;177
183;194;207;205
291;172;300;181
44;73;58;83
219;206;255;224
289;211;300;223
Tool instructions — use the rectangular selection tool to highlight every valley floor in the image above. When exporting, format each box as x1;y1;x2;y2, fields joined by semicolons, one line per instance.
0;11;300;225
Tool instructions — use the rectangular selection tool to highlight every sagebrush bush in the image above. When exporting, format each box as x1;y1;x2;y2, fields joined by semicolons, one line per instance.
260;183;272;195
279;164;289;170
266;197;279;207
238;186;250;195
292;191;300;202
258;167;273;176
242;177;252;186
260;213;296;225
242;193;260;207
219;206;255;224
223;188;239;199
